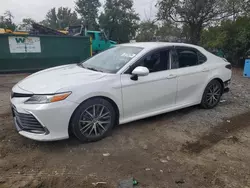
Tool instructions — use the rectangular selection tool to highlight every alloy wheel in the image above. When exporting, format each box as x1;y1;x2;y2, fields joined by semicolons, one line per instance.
206;83;221;106
78;104;111;138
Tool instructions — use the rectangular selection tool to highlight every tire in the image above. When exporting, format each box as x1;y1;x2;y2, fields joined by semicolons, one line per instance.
201;80;223;109
70;98;116;143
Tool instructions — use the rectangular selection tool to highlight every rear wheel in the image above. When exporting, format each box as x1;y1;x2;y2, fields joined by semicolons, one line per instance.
70;98;116;143
201;80;223;109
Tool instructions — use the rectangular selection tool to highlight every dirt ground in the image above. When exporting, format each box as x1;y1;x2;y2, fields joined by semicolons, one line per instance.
0;69;250;188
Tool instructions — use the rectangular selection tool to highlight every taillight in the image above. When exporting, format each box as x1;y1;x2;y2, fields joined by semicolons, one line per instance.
226;64;232;70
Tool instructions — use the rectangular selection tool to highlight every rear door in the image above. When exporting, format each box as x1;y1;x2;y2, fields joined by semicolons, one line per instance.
171;46;210;106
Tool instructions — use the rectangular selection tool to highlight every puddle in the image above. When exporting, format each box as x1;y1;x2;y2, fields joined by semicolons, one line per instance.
182;111;250;153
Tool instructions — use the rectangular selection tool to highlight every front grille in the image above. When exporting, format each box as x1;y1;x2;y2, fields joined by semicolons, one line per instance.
11;92;33;98
12;108;46;134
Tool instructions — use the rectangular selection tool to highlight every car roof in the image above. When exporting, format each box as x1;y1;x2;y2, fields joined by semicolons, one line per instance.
120;42;205;51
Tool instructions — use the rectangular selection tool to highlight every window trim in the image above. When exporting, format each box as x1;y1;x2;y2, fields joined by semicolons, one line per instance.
197;50;207;64
124;47;172;74
170;46;207;70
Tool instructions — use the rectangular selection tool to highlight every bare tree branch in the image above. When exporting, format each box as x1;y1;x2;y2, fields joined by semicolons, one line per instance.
156;0;239;44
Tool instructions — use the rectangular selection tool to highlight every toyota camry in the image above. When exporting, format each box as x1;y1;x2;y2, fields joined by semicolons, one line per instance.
10;42;232;142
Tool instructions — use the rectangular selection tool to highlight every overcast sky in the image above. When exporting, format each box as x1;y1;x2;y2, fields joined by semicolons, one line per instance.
0;0;157;24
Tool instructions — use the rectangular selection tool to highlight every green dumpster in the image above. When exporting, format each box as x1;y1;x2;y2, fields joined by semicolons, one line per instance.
0;34;91;73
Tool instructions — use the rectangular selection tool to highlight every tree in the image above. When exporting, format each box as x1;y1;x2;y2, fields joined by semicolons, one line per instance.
136;21;158;42
0;10;16;30
99;0;140;43
201;16;250;66
157;0;234;44
20;18;35;28
44;8;58;28
156;22;183;41
13;18;36;32
57;7;80;28
75;0;101;30
226;0;245;21
42;7;80;29
241;0;250;14
4;11;14;21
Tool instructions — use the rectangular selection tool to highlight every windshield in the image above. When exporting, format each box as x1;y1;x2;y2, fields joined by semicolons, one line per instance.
81;46;143;73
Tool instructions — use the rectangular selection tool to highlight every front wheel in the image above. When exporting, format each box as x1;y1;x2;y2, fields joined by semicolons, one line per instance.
201;80;223;109
70;98;116;143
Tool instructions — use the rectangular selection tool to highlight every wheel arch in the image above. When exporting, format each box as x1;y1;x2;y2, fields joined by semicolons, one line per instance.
200;77;224;109
207;77;224;93
213;78;224;93
199;77;224;104
68;96;120;136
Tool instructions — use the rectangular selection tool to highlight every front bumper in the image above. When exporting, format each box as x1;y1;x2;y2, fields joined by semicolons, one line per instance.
11;96;79;141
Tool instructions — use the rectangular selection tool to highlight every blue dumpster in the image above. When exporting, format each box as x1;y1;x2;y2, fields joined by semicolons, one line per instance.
244;59;250;78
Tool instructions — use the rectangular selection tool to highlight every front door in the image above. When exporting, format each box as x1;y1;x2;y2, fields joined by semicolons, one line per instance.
121;48;178;121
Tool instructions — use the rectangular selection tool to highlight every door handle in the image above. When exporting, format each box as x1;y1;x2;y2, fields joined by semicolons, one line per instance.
202;68;209;72
167;74;177;79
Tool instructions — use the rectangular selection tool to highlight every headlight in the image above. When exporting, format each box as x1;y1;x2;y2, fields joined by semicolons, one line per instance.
25;92;71;104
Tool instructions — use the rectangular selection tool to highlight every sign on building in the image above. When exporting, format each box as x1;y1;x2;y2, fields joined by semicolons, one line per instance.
8;36;41;53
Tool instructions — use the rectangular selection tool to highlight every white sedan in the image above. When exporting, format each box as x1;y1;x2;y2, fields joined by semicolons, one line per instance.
10;42;232;142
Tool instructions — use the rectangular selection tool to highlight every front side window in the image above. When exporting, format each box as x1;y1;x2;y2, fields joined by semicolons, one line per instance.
130;49;170;73
81;46;143;73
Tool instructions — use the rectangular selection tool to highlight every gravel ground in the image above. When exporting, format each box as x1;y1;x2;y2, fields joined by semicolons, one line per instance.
0;69;250;188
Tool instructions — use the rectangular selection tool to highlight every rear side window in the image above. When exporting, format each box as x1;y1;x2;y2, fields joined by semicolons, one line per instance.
197;51;207;64
177;49;198;68
173;47;207;69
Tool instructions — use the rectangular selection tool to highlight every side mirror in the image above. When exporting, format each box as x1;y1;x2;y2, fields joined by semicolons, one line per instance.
131;66;149;81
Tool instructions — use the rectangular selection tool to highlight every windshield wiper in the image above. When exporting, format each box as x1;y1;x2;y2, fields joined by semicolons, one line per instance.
77;63;103;72
85;67;103;72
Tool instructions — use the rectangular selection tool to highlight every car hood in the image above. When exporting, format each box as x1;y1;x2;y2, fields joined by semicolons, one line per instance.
16;64;106;94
